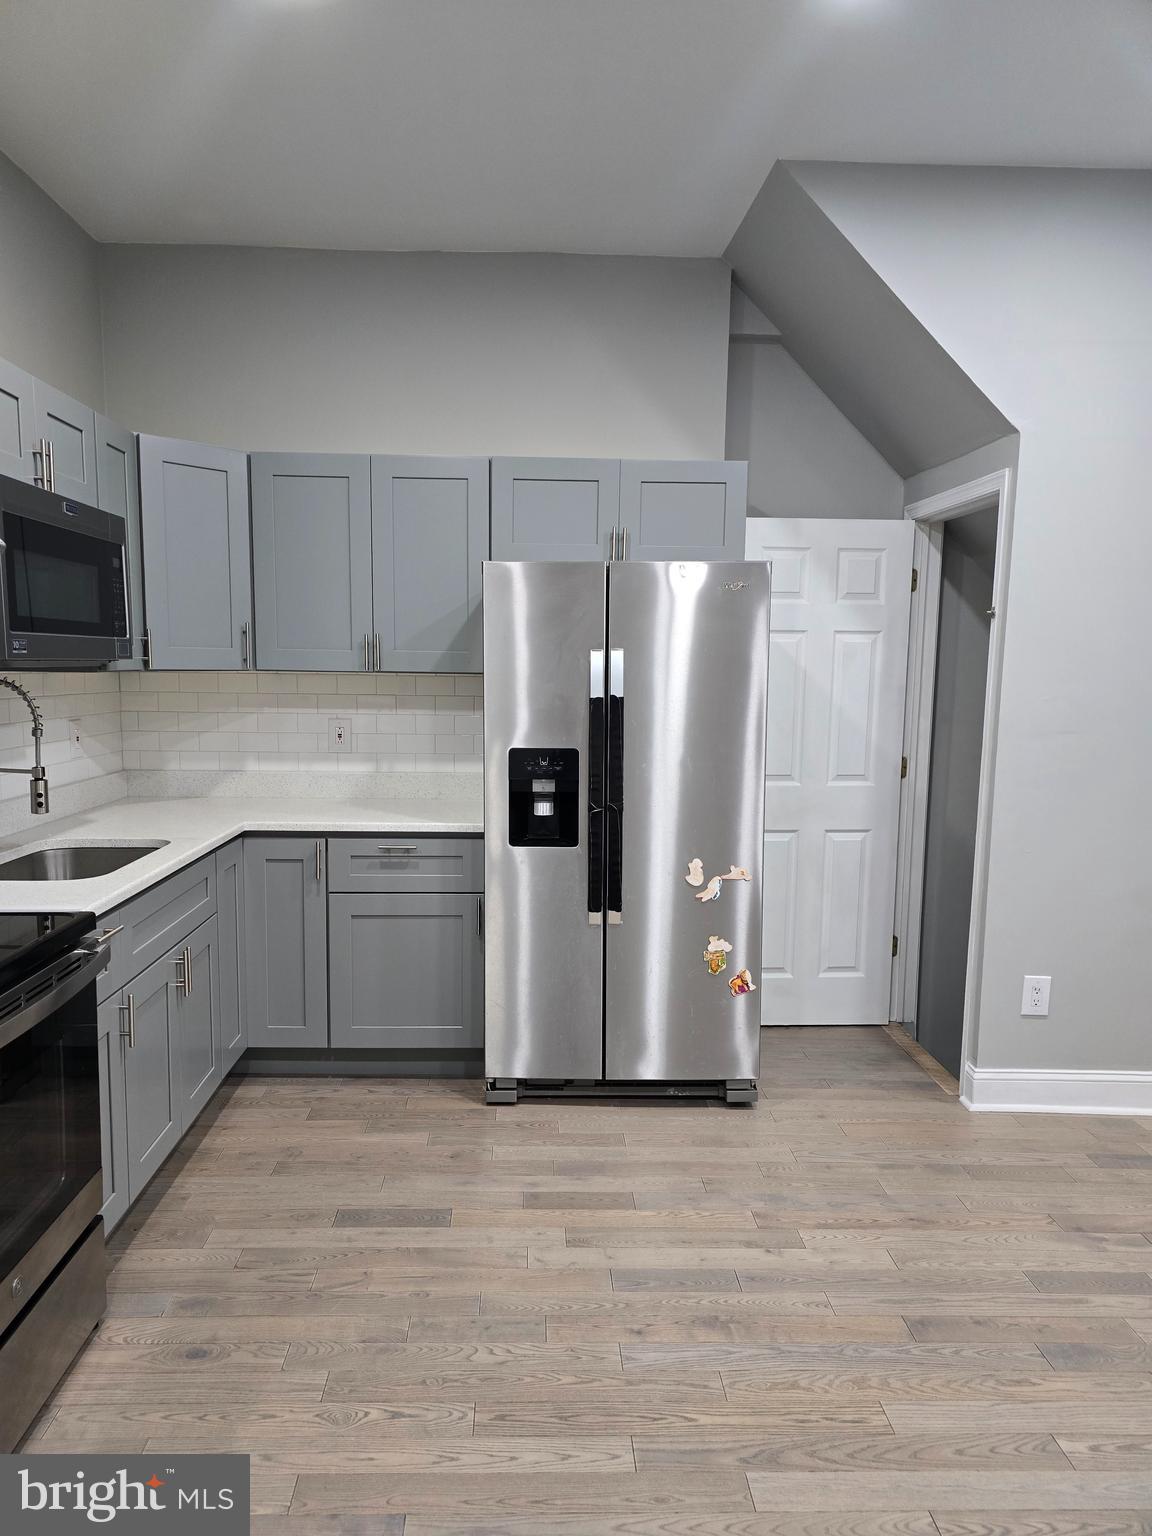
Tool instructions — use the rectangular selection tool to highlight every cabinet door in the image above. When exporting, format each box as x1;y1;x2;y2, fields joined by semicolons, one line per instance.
250;453;373;671
96;993;130;1234
244;837;328;1048
173;917;222;1131
618;460;747;561
215;840;246;1072
138;435;252;669
490;458;620;562
370;456;488;672
32;379;98;504
0;356;37;481
95;417;144;668
329;893;483;1050
122;951;181;1201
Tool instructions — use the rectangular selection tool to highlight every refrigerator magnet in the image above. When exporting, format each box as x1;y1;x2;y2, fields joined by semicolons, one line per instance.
694;864;752;902
729;968;758;996
704;935;733;974
684;857;705;888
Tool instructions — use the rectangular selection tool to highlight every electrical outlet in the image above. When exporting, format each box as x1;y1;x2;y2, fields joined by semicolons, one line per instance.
67;720;82;757
327;718;351;752
1021;975;1051;1016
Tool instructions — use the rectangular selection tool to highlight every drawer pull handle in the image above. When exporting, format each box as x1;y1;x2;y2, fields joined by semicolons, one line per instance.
97;924;124;943
377;845;418;854
119;993;135;1049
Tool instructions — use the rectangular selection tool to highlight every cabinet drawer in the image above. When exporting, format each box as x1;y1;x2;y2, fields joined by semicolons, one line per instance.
115;856;217;985
327;836;483;893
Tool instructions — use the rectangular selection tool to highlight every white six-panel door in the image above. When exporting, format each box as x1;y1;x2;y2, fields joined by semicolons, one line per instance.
746;519;914;1026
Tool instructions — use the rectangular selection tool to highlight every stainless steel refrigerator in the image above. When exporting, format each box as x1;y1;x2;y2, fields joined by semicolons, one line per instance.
483;559;771;1104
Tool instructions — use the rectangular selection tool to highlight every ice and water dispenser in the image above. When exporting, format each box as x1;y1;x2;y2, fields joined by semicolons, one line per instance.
507;748;579;846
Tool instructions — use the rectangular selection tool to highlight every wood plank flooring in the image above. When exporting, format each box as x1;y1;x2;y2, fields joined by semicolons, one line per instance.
25;1026;1152;1533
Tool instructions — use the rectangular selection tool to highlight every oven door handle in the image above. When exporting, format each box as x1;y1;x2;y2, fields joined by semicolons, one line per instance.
0;945;106;1051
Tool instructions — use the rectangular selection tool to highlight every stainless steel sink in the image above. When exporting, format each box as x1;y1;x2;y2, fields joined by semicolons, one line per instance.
0;843;168;880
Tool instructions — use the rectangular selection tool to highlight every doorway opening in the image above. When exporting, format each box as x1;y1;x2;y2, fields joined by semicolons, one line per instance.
891;469;1014;1084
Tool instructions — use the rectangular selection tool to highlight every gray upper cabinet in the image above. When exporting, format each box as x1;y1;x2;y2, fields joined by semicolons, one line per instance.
329;892;484;1050
32;380;98;504
618;460;748;561
251;453;373;671
215;840;247;1073
122;949;182;1201
491;457;620;562
96;993;130;1234
173;916;222;1131
0;357;37;481
139;435;253;669
95;416;144;668
244;837;329;1048
370;456;488;673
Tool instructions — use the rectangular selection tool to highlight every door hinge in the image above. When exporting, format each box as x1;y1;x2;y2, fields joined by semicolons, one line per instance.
900;754;908;780
892;934;899;958
911;567;919;593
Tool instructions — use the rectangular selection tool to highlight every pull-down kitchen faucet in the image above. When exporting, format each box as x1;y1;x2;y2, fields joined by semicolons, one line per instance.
0;677;50;814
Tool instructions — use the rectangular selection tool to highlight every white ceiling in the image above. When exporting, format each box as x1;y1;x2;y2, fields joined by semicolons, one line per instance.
1;0;1150;256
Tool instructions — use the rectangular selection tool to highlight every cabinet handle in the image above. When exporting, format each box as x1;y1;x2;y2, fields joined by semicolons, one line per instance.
477;895;483;939
97;924;124;944
364;633;371;672
174;948;190;996
621;526;629;560
186;944;193;994
45;438;55;492
119;993;135;1048
373;633;381;672
143;628;152;670
377;844;418;853
609;526;616;561
241;621;250;668
316;839;324;882
32;439;47;489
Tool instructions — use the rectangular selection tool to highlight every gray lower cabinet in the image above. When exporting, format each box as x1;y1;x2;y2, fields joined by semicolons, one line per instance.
33;379;98;505
328;893;484;1050
138;435;253;669
174;917;222;1131
618;460;747;560
96;994;130;1234
95;416;144;668
121;948;182;1202
0;356;37;481
370;456;488;672
490;457;620;561
216;840;247;1072
250;453;373;671
244;837;329;1047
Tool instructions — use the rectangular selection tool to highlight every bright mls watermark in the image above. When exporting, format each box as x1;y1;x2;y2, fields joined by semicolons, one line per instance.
1;1456;249;1533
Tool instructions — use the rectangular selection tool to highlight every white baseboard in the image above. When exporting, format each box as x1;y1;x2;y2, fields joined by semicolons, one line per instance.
961;1063;1152;1115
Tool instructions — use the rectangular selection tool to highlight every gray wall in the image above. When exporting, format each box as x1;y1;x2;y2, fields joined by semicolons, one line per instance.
791;163;1152;1077
0;149;104;407
727;341;903;519
725;163;1014;478
98;246;730;457
904;436;1019;507
916;506;997;1078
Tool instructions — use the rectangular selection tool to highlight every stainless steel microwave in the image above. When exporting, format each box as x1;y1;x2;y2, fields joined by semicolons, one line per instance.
0;472;129;667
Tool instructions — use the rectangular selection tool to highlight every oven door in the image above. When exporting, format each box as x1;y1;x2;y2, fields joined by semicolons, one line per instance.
1;503;128;665
0;945;104;1336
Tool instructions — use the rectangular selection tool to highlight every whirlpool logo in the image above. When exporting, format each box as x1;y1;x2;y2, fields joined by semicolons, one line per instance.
2;1457;249;1533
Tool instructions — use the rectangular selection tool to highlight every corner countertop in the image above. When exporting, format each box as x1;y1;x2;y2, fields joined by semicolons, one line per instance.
0;796;484;915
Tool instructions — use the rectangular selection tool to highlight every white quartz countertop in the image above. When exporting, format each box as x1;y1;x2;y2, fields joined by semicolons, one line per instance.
0;796;483;914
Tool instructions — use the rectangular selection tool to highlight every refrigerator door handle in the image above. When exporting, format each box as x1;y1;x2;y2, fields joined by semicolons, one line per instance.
606;647;624;924
587;649;605;924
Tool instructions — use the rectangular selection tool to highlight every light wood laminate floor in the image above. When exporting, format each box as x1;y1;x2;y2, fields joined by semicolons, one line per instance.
27;1026;1152;1534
